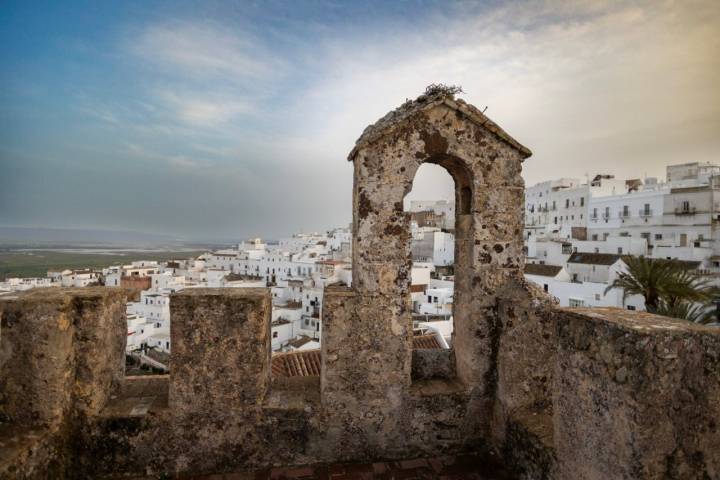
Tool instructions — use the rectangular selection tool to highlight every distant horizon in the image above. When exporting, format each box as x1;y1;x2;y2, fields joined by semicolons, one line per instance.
0;158;707;243
0;224;341;246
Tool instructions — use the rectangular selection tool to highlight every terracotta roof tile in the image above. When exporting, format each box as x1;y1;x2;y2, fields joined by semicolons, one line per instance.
272;335;446;378
272;350;321;377
567;252;622;265
524;264;563;277
412;334;443;350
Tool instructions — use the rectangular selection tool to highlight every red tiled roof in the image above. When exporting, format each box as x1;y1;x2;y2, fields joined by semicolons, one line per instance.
272;335;445;378
524;263;563;277
567;252;621;265
317;259;347;265
272;350;321;377
412;334;442;350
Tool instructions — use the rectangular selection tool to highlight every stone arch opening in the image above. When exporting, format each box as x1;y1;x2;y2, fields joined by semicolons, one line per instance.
424;154;474;215
402;155;474;381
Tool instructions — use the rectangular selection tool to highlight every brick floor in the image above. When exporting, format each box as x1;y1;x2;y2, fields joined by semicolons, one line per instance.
182;454;509;480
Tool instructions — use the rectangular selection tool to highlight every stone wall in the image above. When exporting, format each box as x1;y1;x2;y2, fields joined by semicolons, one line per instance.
3;287;717;480
0;288;129;478
76;288;319;477
169;288;271;415
554;308;720;480
120;275;151;290
0;288;127;426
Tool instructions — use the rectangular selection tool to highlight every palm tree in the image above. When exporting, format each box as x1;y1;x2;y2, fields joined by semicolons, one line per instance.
659;267;714;309
605;256;712;313
654;300;709;323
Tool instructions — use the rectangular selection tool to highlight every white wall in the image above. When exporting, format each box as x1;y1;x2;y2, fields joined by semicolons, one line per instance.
271;320;296;351
433;231;455;266
525;274;645;310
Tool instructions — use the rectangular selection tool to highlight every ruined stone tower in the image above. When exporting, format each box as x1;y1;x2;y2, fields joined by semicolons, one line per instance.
321;88;533;457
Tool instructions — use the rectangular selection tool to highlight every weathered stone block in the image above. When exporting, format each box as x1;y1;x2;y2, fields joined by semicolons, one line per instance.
411;349;456;380
554;308;720;479
0;288;127;427
169;288;271;415
350;260;411;296
474;208;524;243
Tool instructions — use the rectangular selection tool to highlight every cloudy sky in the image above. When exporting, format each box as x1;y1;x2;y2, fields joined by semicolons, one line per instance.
1;1;718;240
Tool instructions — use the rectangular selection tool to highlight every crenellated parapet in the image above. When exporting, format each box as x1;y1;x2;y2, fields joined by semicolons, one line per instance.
0;288;130;478
2;280;720;479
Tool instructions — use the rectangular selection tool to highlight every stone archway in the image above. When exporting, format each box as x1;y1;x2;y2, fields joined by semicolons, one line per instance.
321;88;532;456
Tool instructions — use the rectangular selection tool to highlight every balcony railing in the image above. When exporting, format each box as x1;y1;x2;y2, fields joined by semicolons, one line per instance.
638;209;653;217
675;206;697;215
618;211;631;219
601;213;611;220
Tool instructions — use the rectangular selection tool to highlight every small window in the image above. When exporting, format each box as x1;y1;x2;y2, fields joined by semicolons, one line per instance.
273;331;278;338
626;305;636;311
543;284;549;293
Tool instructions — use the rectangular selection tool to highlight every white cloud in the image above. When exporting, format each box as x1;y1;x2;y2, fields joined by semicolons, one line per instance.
71;1;720;237
157;91;255;126
130;20;283;83
120;20;288;132
283;1;720;189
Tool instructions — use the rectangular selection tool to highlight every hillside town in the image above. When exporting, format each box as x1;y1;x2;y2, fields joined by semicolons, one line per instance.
523;161;720;310
3;161;720;371
0;213;456;370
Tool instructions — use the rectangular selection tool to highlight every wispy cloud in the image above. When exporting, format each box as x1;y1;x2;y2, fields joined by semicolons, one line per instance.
156;91;255;126
129;20;283;84
108;19;293;141
14;1;717;238
285;1;720;185
125;143;205;169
